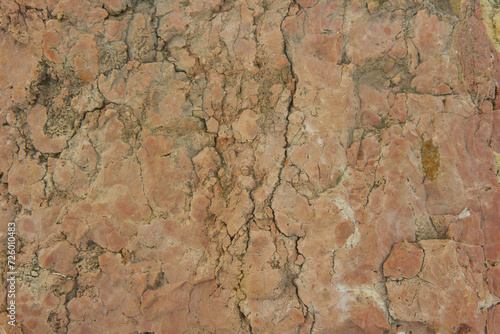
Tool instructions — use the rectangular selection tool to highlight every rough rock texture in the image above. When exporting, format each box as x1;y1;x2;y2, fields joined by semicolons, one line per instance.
0;0;499;333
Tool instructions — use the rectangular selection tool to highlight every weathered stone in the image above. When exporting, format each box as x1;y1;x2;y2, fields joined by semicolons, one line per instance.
386;240;489;333
1;0;499;332
383;241;424;280
38;241;79;277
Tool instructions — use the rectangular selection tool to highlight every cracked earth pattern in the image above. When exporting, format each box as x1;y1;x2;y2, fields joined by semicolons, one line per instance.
1;0;500;333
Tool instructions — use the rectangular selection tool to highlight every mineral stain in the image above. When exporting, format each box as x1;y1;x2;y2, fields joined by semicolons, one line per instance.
430;0;462;16
481;0;500;51
421;139;440;180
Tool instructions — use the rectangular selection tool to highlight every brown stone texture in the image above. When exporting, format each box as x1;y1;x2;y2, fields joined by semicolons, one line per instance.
0;0;499;333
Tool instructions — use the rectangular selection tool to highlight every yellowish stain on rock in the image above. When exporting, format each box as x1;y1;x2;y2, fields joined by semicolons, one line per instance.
481;0;500;51
450;0;462;16
494;151;500;186
431;0;462;16
421;139;440;181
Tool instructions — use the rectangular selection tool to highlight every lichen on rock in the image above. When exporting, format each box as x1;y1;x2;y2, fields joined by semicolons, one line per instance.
421;139;440;181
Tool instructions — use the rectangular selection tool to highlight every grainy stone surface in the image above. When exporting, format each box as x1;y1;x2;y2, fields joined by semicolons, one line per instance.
0;0;499;333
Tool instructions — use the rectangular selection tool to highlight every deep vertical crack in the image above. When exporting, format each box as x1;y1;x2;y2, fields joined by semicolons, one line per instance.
262;2;316;332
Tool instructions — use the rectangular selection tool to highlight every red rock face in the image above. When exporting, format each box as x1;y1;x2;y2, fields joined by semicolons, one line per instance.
0;0;499;333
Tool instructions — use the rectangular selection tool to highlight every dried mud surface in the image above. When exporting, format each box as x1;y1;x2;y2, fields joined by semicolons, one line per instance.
1;0;500;333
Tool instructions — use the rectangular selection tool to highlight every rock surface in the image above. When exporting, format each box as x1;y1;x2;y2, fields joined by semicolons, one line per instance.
0;0;499;333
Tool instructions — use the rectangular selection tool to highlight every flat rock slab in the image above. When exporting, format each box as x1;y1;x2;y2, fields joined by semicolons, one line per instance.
0;0;500;333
